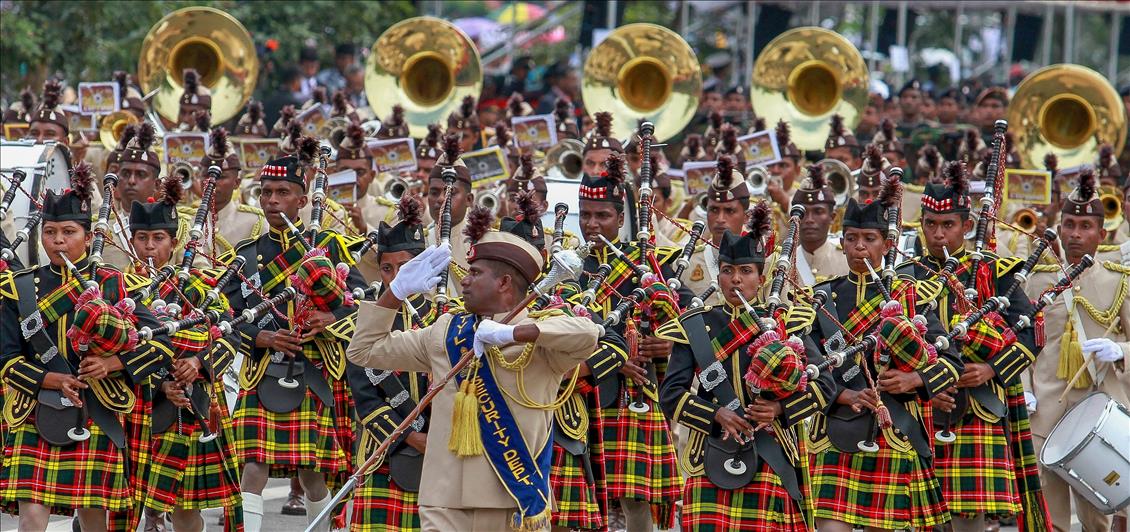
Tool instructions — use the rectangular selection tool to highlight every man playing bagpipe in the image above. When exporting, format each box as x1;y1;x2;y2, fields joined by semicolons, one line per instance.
896;160;1050;532
346;222;602;532
806;175;964;532
345;194;437;531
126;178;245;532
223;153;365;532
101;121;167;270
1024;168;1130;532
576;151;689;531
658;201;837;531
0;163;174;531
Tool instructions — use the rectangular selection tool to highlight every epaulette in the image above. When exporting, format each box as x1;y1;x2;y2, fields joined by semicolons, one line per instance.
0;269;16;299
1097;243;1120;254
784;303;816;336
994;255;1023;277
528;308;565;320
444;298;466;314
237;204;265;215
653;314;688;344
175;205;196;217
122;272;152;294
375;196;397;208
341;233;367;250
1102;260;1130;274
1031;263;1060;273
654;245;680;265
914;278;945;305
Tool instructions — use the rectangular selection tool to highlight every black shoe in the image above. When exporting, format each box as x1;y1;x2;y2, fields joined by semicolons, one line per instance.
281;492;306;516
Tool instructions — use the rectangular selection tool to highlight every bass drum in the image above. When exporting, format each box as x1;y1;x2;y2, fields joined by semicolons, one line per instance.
1040;392;1130;514
1;140;72;267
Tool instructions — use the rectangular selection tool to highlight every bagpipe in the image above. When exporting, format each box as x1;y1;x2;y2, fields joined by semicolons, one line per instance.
435;165;457;307
0;202;40;269
964;120;1009;300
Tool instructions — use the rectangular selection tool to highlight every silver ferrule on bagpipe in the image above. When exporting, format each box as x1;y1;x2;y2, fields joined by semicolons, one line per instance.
934;295;1009;350
766;204;807;311
352;281;383;301
279;212;312;255
218;286;298;335
200;255;247;311
690;280;719;309
734;288;775;334
603;286;648;327
1000;228;1057;302
0;169;27;221
307;147;331;239
581;263;612;307
635;122;656;254
863;256;895;304
882;168;904;293
667;220;706;292
1014;254;1094;331
803;290;845;378
352;230;380;261
59;251;99;292
966;120;1009;300
138;261;176;305
88;173;121;270
551;203;569;254
435;166;457;306
139;309;222;341
597;234;651;276
189;166;221;241
1;208;42;262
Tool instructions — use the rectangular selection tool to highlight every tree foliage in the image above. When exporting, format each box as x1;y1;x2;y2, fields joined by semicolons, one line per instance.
0;0;416;99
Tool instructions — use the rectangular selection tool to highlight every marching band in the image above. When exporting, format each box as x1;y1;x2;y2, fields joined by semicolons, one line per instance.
2;7;1129;532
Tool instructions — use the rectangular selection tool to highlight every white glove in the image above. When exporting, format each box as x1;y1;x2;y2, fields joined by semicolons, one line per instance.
1024;391;1037;414
389;243;451;300
473;319;516;357
1081;337;1125;363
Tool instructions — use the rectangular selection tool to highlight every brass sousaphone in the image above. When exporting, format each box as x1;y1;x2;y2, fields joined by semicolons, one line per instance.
1008;64;1126;169
750;27;869;151
138;6;259;125
582;23;702;142
98;110;140;150
365;17;483;139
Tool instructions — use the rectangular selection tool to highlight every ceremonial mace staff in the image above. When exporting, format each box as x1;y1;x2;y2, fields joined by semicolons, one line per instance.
307;248;587;531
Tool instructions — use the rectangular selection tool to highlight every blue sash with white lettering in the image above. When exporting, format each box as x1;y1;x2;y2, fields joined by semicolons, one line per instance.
446;313;553;529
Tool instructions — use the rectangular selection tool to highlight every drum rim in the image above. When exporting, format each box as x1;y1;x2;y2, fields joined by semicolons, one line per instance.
1039;391;1116;466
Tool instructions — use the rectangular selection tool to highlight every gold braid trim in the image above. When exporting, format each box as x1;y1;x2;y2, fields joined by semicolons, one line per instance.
1073;273;1128;329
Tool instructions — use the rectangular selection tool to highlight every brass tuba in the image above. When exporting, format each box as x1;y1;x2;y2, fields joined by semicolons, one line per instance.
818;158;856;207
1008;64;1126;169
98;111;140;150
581;23;702;142
365;17;482;138
137;6;259;125
750;27;869;151
1011;207;1040;233
544;138;585;180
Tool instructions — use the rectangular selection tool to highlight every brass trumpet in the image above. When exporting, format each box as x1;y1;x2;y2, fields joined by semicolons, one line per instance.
1012;207;1040;233
383;177;410;203
476;190;501;216
169;161;197;191
818;158;857;207
1101;185;1123;232
747;165;770;196
545;138;584;180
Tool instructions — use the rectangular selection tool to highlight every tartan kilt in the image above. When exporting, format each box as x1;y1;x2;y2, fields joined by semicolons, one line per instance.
349;463;419;532
681;468;810;532
551;385;608;530
139;393;241;514
599;385;681;527
935;412;1020;517
809;434;948;529
0;419;132;513
232;375;353;481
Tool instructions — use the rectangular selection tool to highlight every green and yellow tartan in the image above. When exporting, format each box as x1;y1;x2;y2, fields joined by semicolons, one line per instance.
935;413;1020;516
140;416;241;513
681;465;812;532
0;421;132;513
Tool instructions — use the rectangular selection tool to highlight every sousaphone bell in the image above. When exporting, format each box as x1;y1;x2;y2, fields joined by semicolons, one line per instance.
98;111;140;151
582;23;702;142
138;6;259;125
750;27;869;151
365;17;482;138
1008;64;1126;169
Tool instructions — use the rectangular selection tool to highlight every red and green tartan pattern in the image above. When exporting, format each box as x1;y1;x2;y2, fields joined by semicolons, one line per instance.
709;310;762;361
290;250;351;312
231;379;352;480
550;444;605;530
349;464;419;531
0;421;131;513
809;437;949;529
599;397;681;529
841;280;916;338
955;311;1016;364
139;401;240;513
67;292;139;358
1004;380;1051;531
681;466;810;532
258;231;351;295
876;314;935;372
935;413;1020;517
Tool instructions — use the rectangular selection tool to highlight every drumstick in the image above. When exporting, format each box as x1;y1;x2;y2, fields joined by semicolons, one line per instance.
1058;316;1121;403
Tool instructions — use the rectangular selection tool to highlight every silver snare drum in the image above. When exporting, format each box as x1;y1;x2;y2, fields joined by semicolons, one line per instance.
1;140;73;266
1040;391;1130;514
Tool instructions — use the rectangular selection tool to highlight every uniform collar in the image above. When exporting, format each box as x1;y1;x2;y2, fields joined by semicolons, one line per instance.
268;220;306;248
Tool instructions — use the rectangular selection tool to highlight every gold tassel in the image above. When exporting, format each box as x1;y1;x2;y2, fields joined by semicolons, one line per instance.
449;372;484;457
1057;317;1092;389
511;509;551;531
